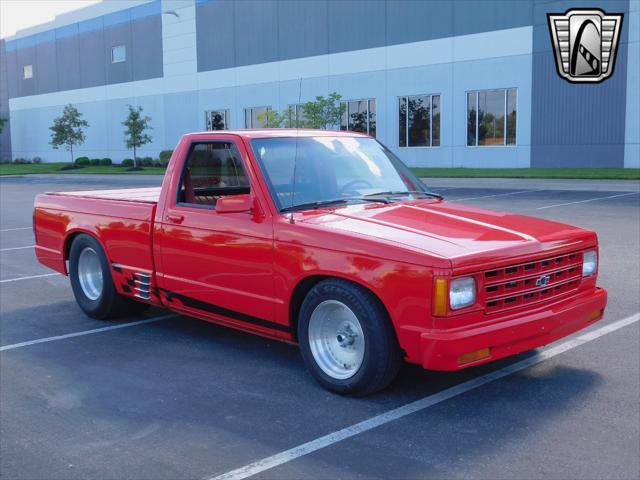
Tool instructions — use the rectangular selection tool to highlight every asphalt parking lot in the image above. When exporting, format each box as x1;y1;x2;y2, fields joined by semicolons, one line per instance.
1;174;639;480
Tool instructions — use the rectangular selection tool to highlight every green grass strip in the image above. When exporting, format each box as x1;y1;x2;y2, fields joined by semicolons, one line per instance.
1;163;638;180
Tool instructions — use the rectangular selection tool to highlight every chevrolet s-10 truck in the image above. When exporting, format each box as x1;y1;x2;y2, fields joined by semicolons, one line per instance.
33;130;607;395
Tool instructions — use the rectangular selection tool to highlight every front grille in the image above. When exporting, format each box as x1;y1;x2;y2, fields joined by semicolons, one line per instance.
484;252;582;313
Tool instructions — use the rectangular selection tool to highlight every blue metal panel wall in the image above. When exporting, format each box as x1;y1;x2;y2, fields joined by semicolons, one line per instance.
132;16;163;81
328;0;386;53
278;0;328;60
530;0;630;167
36;37;58;94
104;23;134;85
78;27;107;88
56;25;81;91
16;45;36;97
196;0;534;72
386;0;453;45
0;40;11;160
5;0;163;98
196;0;236;71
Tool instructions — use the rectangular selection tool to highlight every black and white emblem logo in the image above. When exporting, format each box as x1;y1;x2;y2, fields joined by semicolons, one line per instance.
547;9;623;83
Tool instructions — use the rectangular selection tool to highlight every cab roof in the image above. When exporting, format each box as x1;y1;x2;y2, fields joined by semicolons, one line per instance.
182;129;369;140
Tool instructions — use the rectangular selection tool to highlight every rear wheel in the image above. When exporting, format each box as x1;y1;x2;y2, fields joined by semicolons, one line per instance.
69;234;149;319
298;279;401;395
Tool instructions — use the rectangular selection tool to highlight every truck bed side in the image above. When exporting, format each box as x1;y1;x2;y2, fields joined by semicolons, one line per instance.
34;189;160;304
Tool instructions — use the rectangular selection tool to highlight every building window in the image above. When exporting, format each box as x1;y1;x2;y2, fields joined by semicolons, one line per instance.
23;65;33;79
399;94;440;147
244;106;271;128
111;45;126;63
205;110;229;130
467;88;517;146
340;99;376;137
287;104;307;127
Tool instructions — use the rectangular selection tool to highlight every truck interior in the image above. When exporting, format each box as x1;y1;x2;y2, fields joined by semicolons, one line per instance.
178;142;250;207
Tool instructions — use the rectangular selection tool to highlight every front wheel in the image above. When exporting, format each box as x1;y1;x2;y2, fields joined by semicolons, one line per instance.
298;279;401;395
69;234;149;319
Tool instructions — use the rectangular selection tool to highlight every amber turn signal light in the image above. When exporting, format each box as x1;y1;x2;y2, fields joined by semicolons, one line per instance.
458;347;491;366
587;308;604;322
433;278;448;316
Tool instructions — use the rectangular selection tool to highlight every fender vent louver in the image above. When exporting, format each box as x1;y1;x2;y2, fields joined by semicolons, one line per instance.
133;272;152;300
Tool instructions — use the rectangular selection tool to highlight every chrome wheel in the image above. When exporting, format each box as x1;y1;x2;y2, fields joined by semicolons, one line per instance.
308;300;365;380
77;247;103;300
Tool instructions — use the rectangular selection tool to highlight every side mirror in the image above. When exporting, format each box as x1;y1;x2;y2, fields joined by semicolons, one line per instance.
216;194;253;213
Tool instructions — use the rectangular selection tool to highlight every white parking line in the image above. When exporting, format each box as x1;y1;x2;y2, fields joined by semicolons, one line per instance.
536;192;640;210
0;245;34;252
0;227;32;232
209;312;640;480
455;189;540;201
0;314;179;352
0;273;61;283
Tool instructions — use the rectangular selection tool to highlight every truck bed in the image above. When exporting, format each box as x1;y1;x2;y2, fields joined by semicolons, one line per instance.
52;187;161;203
33;187;159;279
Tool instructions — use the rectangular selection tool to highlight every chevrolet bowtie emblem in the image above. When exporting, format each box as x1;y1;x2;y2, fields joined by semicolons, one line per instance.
536;275;552;287
547;8;623;83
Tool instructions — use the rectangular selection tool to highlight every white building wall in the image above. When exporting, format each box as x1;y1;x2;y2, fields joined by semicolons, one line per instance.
9;25;533;166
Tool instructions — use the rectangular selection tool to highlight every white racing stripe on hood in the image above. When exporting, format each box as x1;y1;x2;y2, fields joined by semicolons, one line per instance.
404;204;537;242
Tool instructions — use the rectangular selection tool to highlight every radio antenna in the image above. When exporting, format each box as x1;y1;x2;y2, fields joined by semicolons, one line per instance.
289;77;302;224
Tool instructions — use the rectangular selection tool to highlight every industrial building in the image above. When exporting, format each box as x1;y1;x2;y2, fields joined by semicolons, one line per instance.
0;0;638;168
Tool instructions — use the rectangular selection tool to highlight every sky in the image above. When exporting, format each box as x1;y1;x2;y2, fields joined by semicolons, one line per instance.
1;0;101;39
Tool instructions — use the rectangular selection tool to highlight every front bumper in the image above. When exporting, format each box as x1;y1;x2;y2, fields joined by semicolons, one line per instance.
419;287;607;371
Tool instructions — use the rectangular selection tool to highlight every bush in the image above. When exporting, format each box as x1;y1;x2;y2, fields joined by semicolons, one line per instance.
100;158;112;166
13;158;31;164
75;156;90;166
141;156;154;167
152;158;163;168
159;150;173;166
32;156;42;164
59;164;84;171
121;159;134;167
90;158;101;166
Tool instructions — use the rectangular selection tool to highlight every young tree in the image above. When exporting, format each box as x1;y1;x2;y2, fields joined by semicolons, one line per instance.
256;106;296;128
254;93;346;130
301;92;346;129
0;114;7;161
122;105;152;168
49;104;89;163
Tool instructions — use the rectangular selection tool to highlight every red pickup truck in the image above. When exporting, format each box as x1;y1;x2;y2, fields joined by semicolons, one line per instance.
34;130;607;395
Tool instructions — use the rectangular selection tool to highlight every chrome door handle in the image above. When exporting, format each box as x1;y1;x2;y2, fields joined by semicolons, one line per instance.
165;214;184;224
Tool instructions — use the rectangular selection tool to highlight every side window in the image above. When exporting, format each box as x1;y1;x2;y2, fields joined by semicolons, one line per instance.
178;142;250;208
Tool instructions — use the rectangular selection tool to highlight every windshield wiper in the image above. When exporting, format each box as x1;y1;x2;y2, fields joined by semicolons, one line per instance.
364;190;444;200
281;198;349;213
280;196;388;213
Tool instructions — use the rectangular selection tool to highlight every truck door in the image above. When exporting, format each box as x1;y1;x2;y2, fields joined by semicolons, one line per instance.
155;138;285;337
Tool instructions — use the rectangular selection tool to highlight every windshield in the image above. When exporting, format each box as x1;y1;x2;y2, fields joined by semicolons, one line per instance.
250;136;429;211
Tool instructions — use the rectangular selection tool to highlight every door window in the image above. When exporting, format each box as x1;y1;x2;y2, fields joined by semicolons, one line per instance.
178;142;250;208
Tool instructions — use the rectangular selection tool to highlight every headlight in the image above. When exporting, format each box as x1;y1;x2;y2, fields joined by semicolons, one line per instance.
450;277;476;309
582;250;597;276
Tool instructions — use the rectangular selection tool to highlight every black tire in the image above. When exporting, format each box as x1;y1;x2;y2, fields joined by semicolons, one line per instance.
298;279;402;395
68;234;149;320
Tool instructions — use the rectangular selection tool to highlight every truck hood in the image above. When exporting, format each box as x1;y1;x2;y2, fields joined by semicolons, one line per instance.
299;200;596;270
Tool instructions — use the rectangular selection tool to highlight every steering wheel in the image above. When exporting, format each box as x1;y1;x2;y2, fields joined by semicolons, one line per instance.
339;179;373;196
